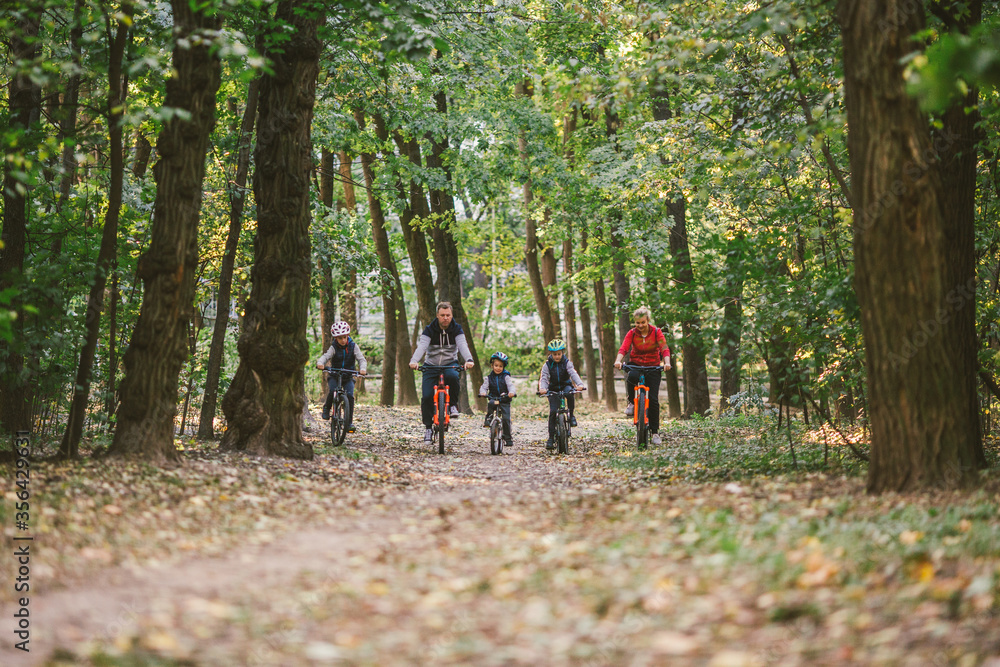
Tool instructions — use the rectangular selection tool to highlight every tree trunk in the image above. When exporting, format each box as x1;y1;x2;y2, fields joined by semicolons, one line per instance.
197;75;259;440
337;151;359;333
110;0;223;462
368;114;417;407
220;1;321;459
59;6;130;457
541;208;561;336
579;230;600;402
392;133;437;330
0;7;41;435
425;91;483;411
594;278;618;411
516;79;556;345
612;239;631;339
354;110;398;406
316;147;337;409
838;0;982;490
719;232;745;412
934;0;987;469
667;197;711;417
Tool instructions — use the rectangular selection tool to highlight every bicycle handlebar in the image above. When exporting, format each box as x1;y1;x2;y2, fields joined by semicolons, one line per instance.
537;388;584;396
323;367;361;375
418;364;463;372
622;364;664;372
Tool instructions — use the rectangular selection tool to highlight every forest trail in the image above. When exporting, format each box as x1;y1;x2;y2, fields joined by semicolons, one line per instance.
3;405;998;666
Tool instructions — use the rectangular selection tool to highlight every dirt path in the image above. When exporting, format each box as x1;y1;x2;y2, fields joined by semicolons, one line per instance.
2;405;650;666
4;404;998;666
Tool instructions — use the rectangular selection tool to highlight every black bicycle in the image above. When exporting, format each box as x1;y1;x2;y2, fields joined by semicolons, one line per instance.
323;367;360;447
622;364;661;449
418;364;462;454
539;388;582;455
482;393;511;455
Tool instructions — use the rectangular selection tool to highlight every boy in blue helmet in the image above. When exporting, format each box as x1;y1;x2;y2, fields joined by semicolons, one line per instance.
537;339;586;450
479;351;517;448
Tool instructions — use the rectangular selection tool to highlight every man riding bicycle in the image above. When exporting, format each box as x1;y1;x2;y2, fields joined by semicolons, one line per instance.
614;306;672;446
408;301;475;443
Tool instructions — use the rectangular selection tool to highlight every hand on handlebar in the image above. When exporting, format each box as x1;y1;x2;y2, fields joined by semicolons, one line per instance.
359;369;368;376
464;360;474;370
614;360;622;370
575;384;586;392
409;362;418;370
316;363;324;370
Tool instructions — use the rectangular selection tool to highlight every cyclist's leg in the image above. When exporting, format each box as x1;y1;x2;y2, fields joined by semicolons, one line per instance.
343;377;356;426
567;393;576;418
420;371;436;427
323;375;339;417
484;400;495;427
500;401;512;441
443;366;461;407
626;370;640;405
547;395;560;437
648;372;662;432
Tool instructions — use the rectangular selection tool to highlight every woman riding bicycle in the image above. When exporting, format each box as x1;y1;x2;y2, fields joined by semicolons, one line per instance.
614;306;671;446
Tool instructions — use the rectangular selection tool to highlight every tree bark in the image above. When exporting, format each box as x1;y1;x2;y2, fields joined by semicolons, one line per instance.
516;79;556;345
934;0;987;469
667;197;711;417
110;0;223;462
645;268;682;418
318;147;337;341
368;115;417;407
719;232;745;412
594;278;618;411
354;110;399;406
541;208;561;336
392;133;437;331
197;75;259;440
220;1;321;459
0;7;41;435
838;0;982;490
425;91;483;412
579;229;600;402
59;5;130;457
337;151;359;332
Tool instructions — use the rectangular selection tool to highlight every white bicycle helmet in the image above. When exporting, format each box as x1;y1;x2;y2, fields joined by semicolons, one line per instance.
331;321;351;337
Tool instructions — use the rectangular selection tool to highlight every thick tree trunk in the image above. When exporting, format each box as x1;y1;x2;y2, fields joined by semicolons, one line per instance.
197;76;259;440
838;0;982;490
425;91;483;412
935;0;987;469
516;79;556;345
59;7;130;457
316;147;337;410
0;8;41;435
719;232;745;412
110;0;223;462
594;278;618;411
667;198;711;416
541;208;561;336
220;1;321;459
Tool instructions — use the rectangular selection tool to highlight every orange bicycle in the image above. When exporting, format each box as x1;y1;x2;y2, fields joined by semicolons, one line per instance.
419;364;461;454
623;364;661;449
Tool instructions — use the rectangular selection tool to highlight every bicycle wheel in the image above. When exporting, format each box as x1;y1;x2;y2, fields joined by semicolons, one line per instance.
490;418;502;455
557;413;569;455
636;389;648;449
332;395;347;446
437;392;447;454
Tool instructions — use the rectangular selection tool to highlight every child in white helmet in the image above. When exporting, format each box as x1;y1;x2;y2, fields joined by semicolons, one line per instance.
315;321;367;433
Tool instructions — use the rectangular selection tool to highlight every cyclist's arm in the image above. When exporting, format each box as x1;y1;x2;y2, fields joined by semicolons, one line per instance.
656;329;671;368
615;329;634;369
316;345;334;369
566;359;584;389
409;333;431;368
456;332;474;368
478;375;489;396
538;364;550;393
505;375;517;397
355;345;369;374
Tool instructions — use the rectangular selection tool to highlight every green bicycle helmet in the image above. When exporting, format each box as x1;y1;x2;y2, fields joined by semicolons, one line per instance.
490;351;509;367
547;339;566;352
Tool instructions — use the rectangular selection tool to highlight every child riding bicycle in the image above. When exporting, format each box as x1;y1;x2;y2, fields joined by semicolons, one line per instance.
538;339;585;450
316;321;368;433
479;351;517;449
614;306;671;446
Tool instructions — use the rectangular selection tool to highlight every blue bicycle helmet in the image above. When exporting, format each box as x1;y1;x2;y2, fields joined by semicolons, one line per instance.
547;339;566;352
489;351;509;367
